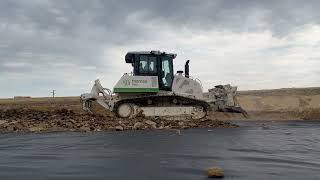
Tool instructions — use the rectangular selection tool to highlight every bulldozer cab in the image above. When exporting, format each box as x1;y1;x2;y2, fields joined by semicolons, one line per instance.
125;51;176;91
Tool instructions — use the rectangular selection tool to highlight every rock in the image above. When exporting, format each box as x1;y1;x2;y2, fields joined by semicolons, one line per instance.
10;120;18;124
80;126;91;132
115;125;124;131
145;120;157;129
207;167;224;178
14;122;25;130
66;122;74;128
150;124;157;129
28;126;44;132
94;126;102;132
75;123;82;128
178;121;184;126
133;122;144;130
145;120;156;126
7;125;15;131
69;119;77;124
188;122;197;127
0;120;7;126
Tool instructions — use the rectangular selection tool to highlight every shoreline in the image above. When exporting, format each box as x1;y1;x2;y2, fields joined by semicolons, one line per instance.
0;107;318;133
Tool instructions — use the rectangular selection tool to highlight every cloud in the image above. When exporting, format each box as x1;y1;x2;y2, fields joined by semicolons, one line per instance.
0;0;320;97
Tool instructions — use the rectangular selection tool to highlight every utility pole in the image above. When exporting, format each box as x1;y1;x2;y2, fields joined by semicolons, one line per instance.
51;90;56;98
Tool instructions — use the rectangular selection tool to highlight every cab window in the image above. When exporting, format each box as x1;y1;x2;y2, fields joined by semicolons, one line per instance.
149;56;157;73
139;55;148;73
139;55;157;74
161;57;173;88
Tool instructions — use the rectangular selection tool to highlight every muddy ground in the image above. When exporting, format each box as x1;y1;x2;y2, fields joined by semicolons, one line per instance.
0;97;238;133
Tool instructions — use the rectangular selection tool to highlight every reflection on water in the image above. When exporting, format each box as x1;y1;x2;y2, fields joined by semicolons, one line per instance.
0;121;320;180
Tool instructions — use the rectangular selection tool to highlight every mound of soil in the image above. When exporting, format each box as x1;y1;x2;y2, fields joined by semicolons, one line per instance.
0;108;239;133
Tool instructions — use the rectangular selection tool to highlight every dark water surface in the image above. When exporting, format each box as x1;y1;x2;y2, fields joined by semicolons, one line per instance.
0;121;320;180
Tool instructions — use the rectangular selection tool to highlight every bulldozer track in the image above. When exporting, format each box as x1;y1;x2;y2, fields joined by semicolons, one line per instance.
113;95;210;118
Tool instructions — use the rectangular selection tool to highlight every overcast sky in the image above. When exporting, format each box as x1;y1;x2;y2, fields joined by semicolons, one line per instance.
1;0;320;97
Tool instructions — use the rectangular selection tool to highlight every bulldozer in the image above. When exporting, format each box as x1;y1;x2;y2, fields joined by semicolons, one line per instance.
81;50;246;119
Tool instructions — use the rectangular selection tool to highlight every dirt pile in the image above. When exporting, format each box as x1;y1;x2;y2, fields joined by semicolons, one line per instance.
0;108;238;133
298;108;320;120
236;87;320;120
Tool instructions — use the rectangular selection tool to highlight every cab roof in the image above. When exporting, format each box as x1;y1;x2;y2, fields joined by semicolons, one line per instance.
125;50;177;63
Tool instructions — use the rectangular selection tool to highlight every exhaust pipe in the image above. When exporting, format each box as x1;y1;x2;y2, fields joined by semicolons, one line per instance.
185;60;190;78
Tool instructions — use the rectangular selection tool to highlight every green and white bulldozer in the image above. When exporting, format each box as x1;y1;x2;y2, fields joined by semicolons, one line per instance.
81;50;246;119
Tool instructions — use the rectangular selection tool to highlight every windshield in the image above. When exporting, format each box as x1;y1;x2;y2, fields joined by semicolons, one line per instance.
139;55;157;74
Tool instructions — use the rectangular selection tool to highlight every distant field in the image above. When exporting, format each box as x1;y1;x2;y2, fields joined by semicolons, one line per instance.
0;96;82;112
0;96;79;103
238;87;320;96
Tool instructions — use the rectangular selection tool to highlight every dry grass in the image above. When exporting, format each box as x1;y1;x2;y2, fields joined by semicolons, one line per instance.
238;87;320;96
0;96;82;112
0;96;79;104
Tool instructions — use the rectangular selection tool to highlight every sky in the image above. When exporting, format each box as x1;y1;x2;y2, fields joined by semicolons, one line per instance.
1;0;320;97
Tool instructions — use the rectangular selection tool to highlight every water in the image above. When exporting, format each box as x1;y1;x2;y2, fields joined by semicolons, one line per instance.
0;121;320;180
